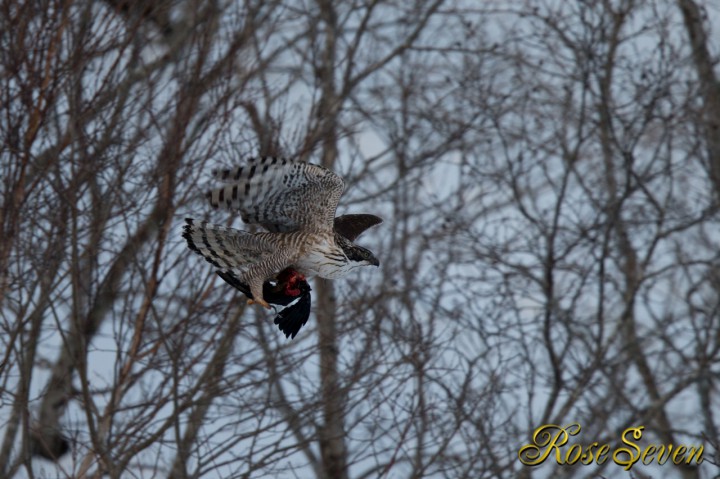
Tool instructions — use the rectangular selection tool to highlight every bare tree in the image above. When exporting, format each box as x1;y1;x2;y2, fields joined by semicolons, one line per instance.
2;0;720;478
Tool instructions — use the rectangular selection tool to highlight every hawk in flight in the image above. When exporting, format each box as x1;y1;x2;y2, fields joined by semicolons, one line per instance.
183;156;382;336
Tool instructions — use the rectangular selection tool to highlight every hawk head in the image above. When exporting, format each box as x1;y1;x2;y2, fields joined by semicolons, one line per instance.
334;213;382;268
337;236;380;267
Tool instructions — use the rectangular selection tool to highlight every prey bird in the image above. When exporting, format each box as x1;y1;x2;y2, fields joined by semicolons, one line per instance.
216;267;312;339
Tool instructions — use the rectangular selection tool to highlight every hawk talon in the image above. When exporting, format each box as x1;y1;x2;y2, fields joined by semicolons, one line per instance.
247;297;271;309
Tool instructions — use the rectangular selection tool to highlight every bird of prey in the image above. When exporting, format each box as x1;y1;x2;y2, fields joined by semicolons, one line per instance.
183;156;382;335
213;213;382;337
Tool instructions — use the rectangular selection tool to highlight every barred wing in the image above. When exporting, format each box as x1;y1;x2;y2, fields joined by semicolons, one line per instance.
208;156;345;233
182;218;273;272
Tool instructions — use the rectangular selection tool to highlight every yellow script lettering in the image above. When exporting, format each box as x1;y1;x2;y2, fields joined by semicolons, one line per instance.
595;444;610;465
672;446;687;465
566;444;582;464
655;444;671;464
685;446;704;465
518;423;580;466
641;444;656;465
613;426;643;471
518;424;703;469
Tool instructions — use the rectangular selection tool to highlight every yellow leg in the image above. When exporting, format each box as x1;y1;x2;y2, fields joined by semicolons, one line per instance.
247;297;271;309
247;278;271;309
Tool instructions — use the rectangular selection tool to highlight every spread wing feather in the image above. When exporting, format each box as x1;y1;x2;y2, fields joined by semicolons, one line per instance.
333;214;383;241
207;156;344;233
182;218;274;272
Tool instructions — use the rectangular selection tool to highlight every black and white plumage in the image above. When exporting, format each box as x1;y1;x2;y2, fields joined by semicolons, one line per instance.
217;267;313;339
183;156;382;318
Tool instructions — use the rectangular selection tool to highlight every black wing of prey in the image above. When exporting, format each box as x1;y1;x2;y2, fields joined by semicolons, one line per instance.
216;269;312;339
183;159;382;338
